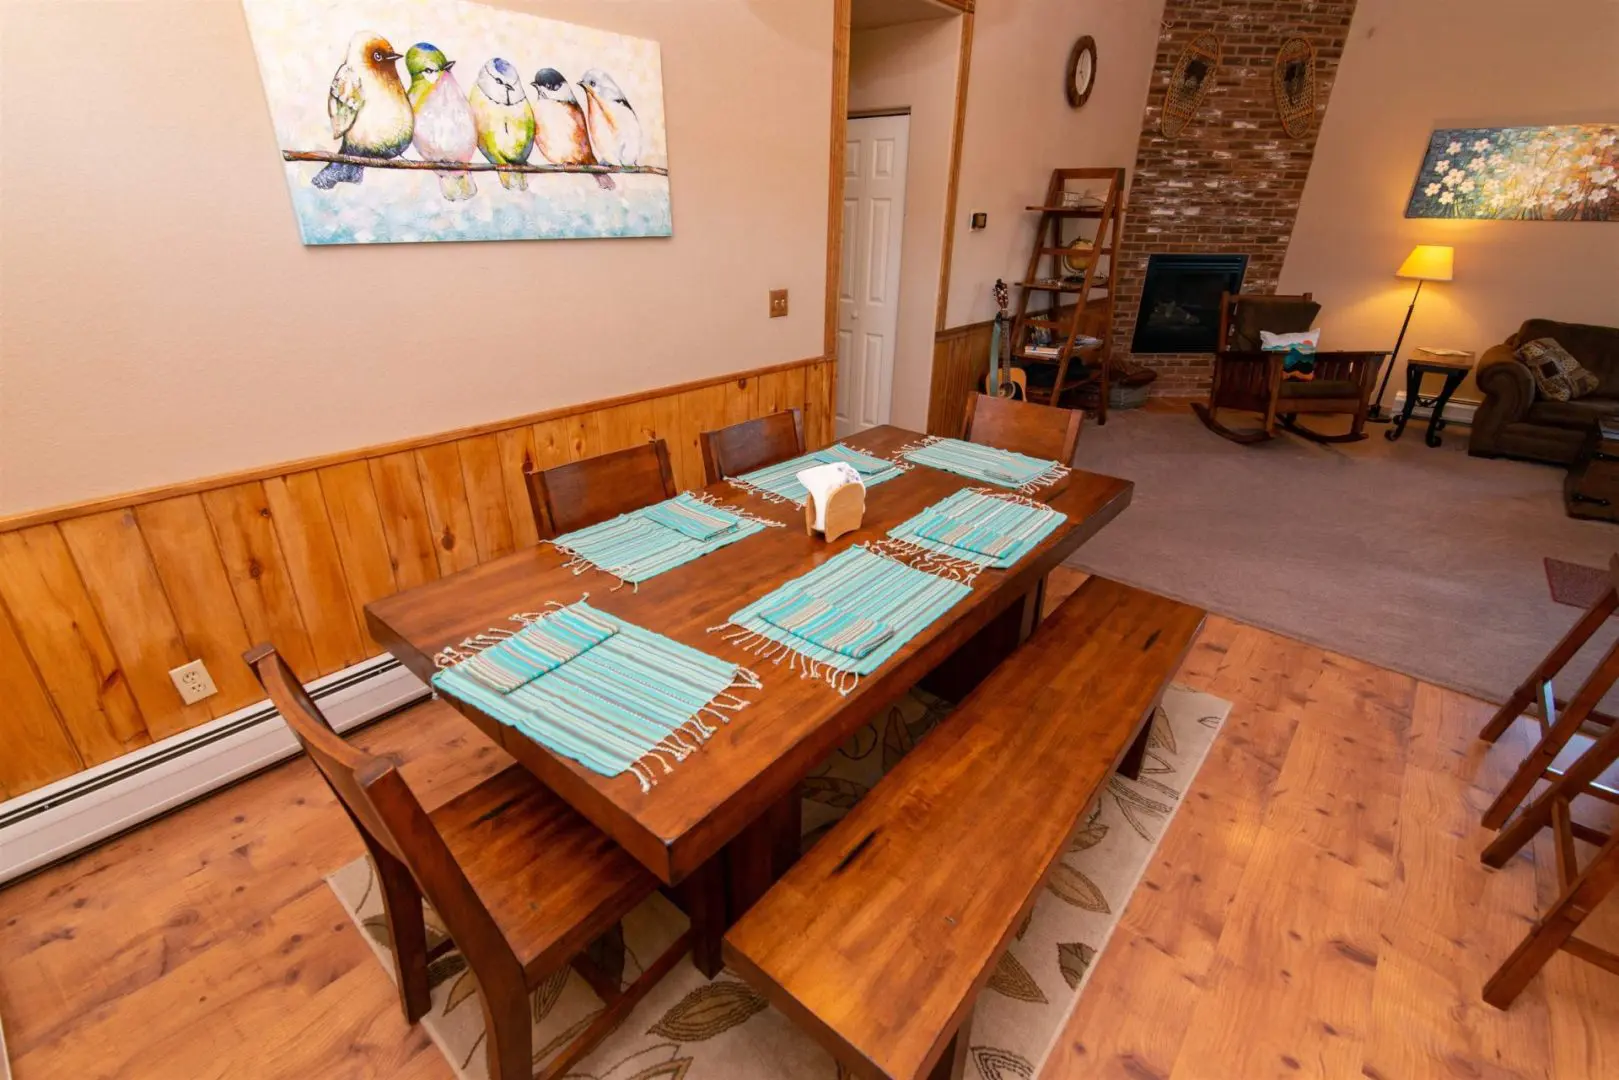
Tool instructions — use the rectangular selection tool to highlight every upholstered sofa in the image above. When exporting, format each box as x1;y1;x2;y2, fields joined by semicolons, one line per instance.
1469;319;1619;464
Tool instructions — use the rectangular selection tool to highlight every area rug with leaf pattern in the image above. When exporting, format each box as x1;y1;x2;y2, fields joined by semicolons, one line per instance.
327;684;1231;1079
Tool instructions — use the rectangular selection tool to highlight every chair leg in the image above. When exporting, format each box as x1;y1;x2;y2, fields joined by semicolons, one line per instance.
371;848;432;1024
1482;637;1619;830
539;930;693;1080
1480;588;1617;744
1484;829;1619;1009
482;975;535;1080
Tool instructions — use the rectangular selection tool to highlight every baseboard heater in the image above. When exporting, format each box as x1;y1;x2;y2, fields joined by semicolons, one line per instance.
0;656;431;886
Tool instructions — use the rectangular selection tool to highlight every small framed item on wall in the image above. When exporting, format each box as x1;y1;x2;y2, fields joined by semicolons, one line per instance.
1066;36;1097;109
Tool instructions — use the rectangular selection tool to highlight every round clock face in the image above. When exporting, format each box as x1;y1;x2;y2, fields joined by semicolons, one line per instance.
1067;36;1097;108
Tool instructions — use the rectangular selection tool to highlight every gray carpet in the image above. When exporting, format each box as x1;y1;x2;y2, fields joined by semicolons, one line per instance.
1067;408;1619;708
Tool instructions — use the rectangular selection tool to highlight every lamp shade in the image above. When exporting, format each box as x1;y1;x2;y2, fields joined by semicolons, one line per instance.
1396;245;1455;282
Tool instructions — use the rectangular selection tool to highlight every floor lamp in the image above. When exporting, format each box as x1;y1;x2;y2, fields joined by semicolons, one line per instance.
1369;245;1454;422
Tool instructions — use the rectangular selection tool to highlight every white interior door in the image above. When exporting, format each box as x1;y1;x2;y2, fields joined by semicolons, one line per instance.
836;114;909;437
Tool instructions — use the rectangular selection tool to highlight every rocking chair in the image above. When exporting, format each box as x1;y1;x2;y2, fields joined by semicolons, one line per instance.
1192;291;1383;445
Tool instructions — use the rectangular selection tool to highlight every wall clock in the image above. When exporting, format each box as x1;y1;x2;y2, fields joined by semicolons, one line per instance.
1066;36;1097;108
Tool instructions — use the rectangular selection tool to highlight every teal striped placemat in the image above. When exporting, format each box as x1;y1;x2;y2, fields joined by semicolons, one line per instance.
713;545;970;694
433;601;761;791
885;488;1066;579
550;492;781;588
729;444;908;506
900;436;1069;494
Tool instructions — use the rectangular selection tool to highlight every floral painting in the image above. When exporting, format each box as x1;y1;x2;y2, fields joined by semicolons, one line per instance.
1405;124;1617;221
241;0;671;245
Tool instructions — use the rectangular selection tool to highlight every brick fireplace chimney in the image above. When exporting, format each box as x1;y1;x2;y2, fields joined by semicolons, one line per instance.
1111;0;1360;395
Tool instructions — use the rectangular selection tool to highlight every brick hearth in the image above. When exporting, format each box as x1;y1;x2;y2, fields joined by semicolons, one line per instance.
1112;0;1359;395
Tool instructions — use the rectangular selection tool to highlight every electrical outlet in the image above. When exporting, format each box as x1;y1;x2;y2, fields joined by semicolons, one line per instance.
769;289;789;318
170;659;218;705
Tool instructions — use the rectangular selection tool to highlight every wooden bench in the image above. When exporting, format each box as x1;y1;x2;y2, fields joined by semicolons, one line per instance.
722;576;1206;1080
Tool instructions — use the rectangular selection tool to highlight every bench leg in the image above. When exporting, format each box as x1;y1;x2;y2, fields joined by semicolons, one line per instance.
1118;711;1155;781
927;1004;973;1080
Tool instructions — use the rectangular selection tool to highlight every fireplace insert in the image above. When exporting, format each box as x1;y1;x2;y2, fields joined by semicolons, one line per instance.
1130;253;1249;354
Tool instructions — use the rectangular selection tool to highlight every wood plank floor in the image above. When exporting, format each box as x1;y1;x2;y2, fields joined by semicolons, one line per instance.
1;570;1616;1078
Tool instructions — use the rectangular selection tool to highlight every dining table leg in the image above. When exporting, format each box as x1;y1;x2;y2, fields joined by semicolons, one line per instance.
671;856;728;978
727;786;804;922
920;584;1041;703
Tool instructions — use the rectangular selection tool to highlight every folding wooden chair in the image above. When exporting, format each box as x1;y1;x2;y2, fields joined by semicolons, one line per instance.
524;440;677;539
1481;706;1619;1007
700;409;805;484
1479;554;1619;829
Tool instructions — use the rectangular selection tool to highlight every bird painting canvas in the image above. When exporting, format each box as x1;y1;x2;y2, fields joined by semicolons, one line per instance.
241;0;672;245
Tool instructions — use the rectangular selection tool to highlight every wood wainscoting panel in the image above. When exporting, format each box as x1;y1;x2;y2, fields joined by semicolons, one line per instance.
927;320;996;436
368;452;442;593
58;509;213;740
0;525;149;764
455;435;519;565
136;496;263;717
0;597;84;795
260;473;368;673
316;460;399;653
202;483;319;680
0;357;833;798
413;443;481;579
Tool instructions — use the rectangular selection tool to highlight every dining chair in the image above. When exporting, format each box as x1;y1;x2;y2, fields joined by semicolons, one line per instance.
524;440;678;539
700;409;805;484
961;393;1084;465
245;644;689;1080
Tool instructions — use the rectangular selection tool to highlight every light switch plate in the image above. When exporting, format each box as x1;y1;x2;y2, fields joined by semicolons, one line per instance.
769;289;789;318
169;659;219;705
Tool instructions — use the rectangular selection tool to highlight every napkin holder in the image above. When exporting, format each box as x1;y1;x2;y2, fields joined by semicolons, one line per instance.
804;484;865;543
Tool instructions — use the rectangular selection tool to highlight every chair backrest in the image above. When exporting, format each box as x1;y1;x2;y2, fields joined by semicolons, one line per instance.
700;409;805;485
244;645;505;955
1218;291;1319;352
961;393;1084;465
524;440;677;539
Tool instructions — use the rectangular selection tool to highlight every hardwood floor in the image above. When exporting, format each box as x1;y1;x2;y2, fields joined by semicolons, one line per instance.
1;568;1616;1079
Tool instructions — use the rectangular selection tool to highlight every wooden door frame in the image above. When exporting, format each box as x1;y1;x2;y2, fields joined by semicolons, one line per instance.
824;0;975;399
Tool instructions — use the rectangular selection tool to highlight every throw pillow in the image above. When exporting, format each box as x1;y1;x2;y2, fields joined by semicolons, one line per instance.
1519;337;1599;401
1262;328;1321;381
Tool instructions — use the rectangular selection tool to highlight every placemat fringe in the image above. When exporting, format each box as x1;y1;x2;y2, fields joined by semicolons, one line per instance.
863;537;985;585
900;435;1070;494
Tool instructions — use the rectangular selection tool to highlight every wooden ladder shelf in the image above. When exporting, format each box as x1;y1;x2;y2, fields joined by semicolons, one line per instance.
1009;167;1125;421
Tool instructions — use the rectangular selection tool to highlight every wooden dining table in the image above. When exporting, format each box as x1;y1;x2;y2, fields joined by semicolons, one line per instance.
366;425;1132;974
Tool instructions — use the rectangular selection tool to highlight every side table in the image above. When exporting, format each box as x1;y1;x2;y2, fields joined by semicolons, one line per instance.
1566;417;1619;523
1386;355;1473;447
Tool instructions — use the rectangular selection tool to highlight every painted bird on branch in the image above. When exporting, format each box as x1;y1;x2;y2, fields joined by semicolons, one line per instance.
470;58;535;191
406;43;478;201
313;33;412;189
578;69;642;173
530;68;613;190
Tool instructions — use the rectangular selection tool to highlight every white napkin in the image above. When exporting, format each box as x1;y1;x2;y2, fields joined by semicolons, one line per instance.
797;462;863;532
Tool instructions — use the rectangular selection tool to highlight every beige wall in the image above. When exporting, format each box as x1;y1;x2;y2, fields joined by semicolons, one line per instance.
1281;0;1619;402
945;0;1166;327
0;0;830;515
849;16;961;431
